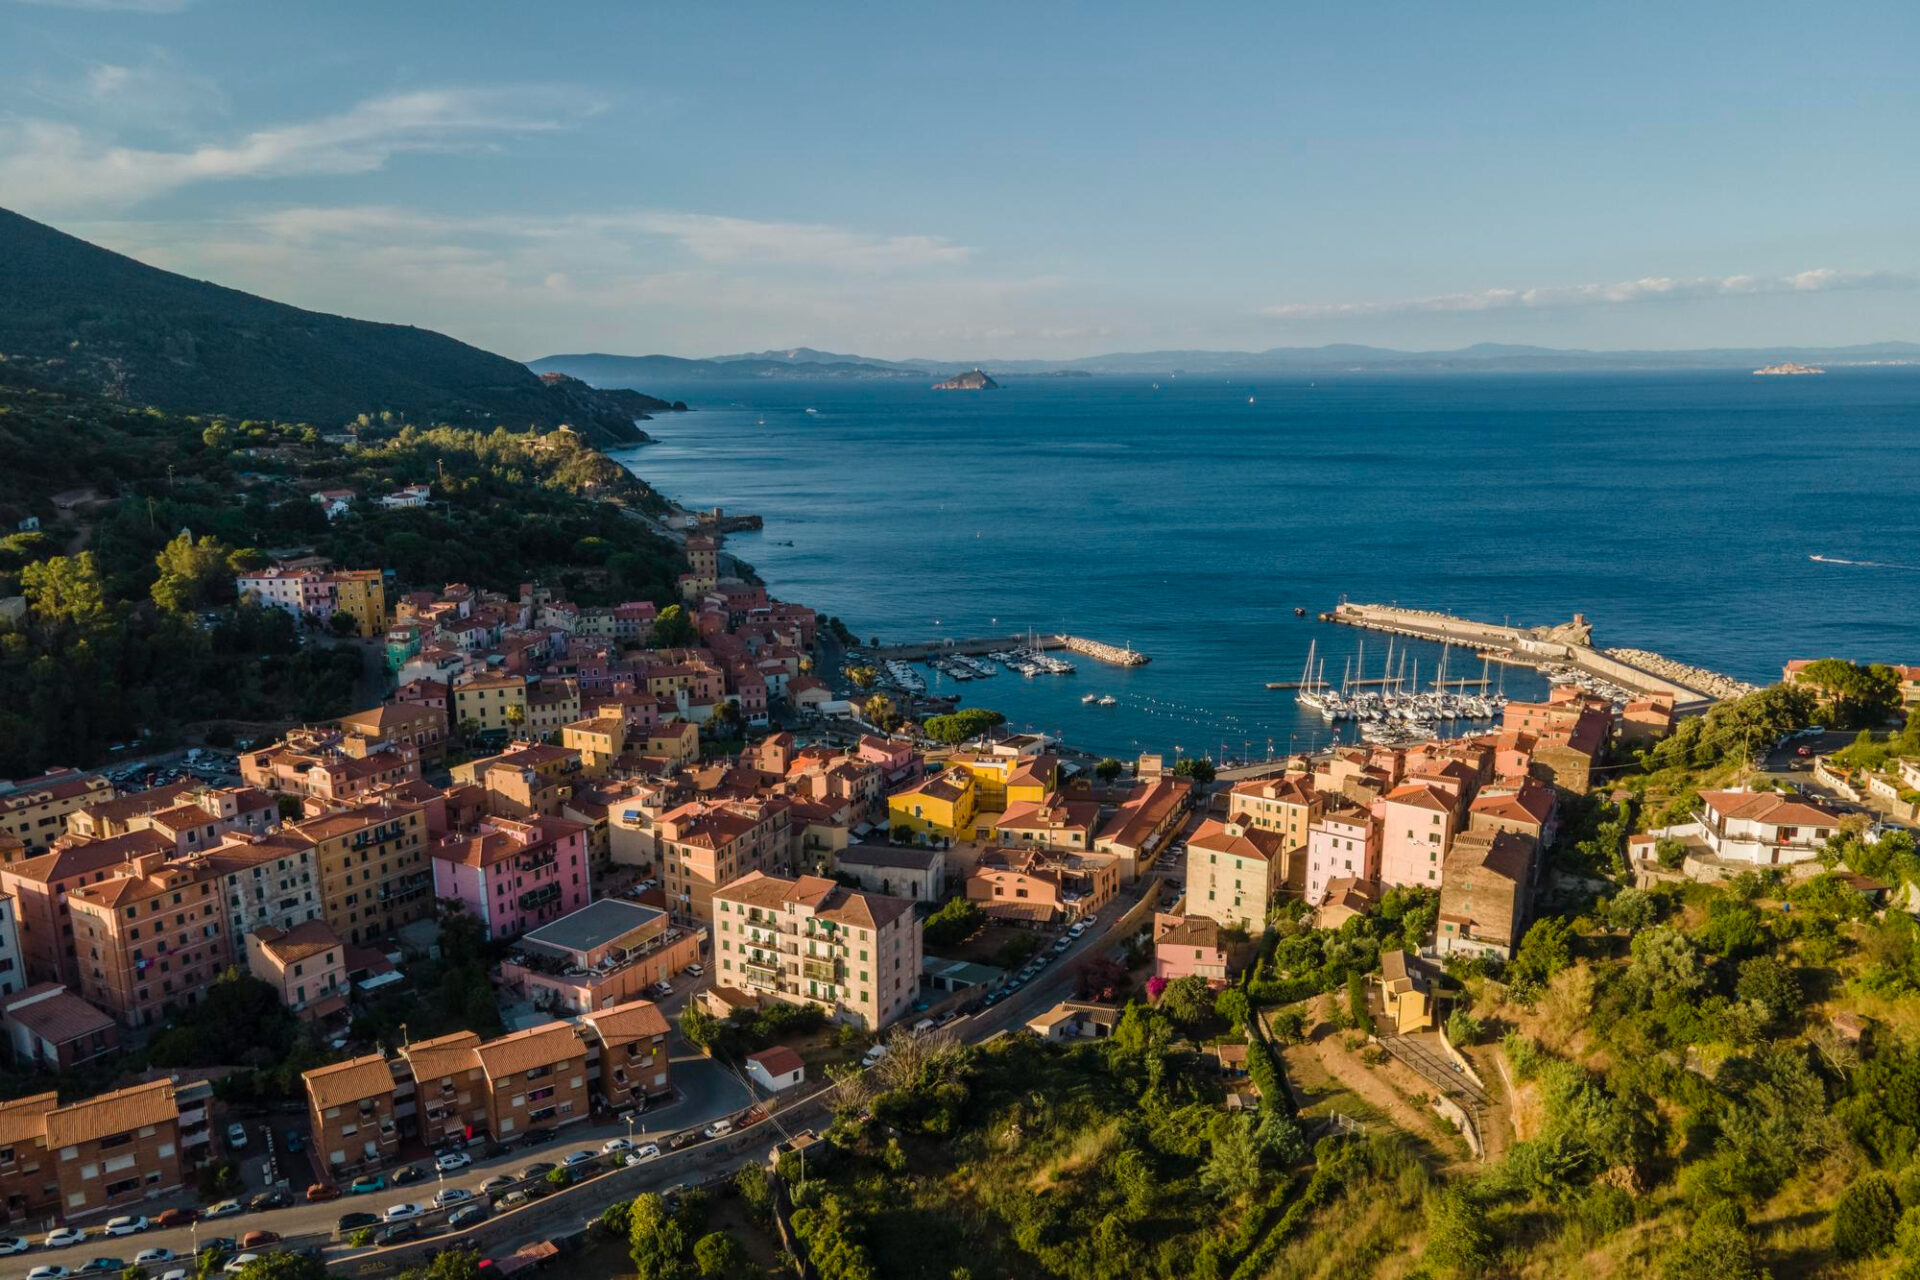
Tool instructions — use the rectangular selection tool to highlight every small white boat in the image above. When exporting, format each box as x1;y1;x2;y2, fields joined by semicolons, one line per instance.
1081;693;1099;705
1097;695;1117;706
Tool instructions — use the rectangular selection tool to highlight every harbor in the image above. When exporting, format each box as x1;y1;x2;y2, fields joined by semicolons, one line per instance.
869;632;1149;668
1286;634;1512;742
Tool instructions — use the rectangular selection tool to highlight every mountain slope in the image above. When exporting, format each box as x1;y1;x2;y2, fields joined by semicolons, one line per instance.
528;351;924;386
0;207;668;446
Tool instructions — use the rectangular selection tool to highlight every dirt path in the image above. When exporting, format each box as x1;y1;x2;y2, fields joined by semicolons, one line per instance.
1280;1027;1477;1170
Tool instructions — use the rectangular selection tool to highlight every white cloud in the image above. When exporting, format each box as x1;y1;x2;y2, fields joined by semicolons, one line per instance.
611;213;972;271
1262;268;1918;320
0;87;598;213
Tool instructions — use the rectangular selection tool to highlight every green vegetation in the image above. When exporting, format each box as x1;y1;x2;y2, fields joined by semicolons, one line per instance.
923;898;985;951
1173;755;1217;784
1791;658;1906;729
679;998;827;1062
923;707;1007;745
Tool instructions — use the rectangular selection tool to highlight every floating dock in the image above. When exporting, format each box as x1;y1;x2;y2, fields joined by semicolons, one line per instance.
869;633;1149;666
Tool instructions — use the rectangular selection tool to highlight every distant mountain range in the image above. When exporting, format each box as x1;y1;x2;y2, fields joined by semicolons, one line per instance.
531;340;1920;390
0;207;675;447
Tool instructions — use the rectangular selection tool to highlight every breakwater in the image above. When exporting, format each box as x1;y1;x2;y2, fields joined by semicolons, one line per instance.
1058;635;1151;667
1604;649;1757;701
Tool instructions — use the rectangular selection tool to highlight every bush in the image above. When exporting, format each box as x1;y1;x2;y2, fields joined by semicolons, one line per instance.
1445;1010;1482;1046
923;898;983;951
1833;1172;1901;1259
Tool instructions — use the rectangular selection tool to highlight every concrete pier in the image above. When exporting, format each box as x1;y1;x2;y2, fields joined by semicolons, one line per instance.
868;633;1150;667
1327;602;1720;711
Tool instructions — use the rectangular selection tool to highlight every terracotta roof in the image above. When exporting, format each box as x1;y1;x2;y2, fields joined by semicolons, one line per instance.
715;869;915;930
746;1045;804;1077
1445;829;1536;884
581;999;670;1043
72;782;195;827
1187;819;1287;863
0;772;109;815
1155;914;1221;951
401;1031;482;1082
45;1079;177;1147
305;1053;398;1110
254;920;343;966
2;828;172;886
474;1022;584;1079
1384;783;1454;813
1700;790;1845;827
1469;780;1555;826
0;1092;55;1146
0;984;115;1045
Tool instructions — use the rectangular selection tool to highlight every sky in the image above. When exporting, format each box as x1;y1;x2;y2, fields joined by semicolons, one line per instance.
2;0;1917;361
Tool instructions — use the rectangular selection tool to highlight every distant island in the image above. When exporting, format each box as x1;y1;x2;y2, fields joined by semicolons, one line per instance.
933;368;1000;391
1753;361;1826;376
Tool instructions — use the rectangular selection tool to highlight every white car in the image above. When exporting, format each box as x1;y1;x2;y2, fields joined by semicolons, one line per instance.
203;1199;243;1219
223;1255;260;1275
0;1237;30;1256
226;1122;248;1149
1051;937;1072;952
27;1267;69;1280
103;1215;148;1237
159;1271;190;1280
1068;921;1090;937
601;1137;634;1154
685;963;705;977
434;1150;471;1172
625;1143;661;1165
44;1228;87;1249
433;1187;473;1208
134;1248;175;1266
702;1119;733;1139
562;1150;596;1167
383;1203;423;1222
861;1044;889;1067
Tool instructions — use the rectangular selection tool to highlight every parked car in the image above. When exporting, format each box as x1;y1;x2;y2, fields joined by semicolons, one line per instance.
391;1165;425;1185
306;1183;342;1203
348;1174;386;1195
1051;937;1072;953
447;1205;490;1230
482;1141;512;1159
480;1175;515;1196
239;1231;280;1250
133;1248;175;1266
196;1238;236;1259
498;1191;529;1209
626;1143;661;1165
248;1189;292;1212
702;1119;733;1139
0;1236;31;1256
153;1210;198;1229
520;1162;555;1181
435;1150;471;1172
861;1044;889;1067
203;1200;243;1219
1068;921;1090;937
519;1127;556;1147
26;1266;69;1280
382;1204;422;1222
685;963;705;977
601;1136;633;1154
668;1131;696;1150
336;1213;378;1234
78;1259;125;1274
433;1187;473;1208
222;1255;260;1275
159;1270;190;1280
283;1129;305;1153
562;1150;596;1167
44;1229;88;1249
225;1122;248;1149
102;1217;147;1237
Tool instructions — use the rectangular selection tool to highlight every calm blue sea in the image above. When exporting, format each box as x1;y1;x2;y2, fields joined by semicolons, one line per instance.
607;371;1920;760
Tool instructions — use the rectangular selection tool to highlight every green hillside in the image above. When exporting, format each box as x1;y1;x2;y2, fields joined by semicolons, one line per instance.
0;207;674;447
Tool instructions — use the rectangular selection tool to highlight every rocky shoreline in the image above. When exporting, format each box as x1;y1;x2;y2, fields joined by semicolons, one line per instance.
1605;648;1757;700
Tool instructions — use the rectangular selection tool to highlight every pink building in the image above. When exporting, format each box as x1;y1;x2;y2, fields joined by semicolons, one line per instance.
1152;912;1232;985
430;815;592;940
1304;801;1381;905
1379;783;1457;891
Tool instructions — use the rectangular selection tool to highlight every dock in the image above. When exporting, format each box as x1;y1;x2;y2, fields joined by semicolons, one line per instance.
1324;602;1720;711
1266;676;1490;690
868;633;1149;667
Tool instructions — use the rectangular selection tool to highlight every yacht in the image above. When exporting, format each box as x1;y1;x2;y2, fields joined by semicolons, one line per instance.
1097;695;1117;706
1081;693;1099;705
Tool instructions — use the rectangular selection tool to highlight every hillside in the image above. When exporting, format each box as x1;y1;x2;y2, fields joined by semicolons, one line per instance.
527;351;926;390
0;207;673;447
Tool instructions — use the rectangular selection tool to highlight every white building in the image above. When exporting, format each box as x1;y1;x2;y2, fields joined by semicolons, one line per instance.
744;1045;806;1093
832;845;945;903
1655;789;1846;867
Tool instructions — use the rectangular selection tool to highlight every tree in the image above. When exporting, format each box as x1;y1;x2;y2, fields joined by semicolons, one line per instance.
1833;1172;1901;1258
1424;1189;1494;1277
504;701;526;728
922;708;1006;745
1201;1114;1266;1200
652;604;697;647
1158;975;1216;1029
846;665;878;690
863;694;901;733
679;1004;721;1054
1795;659;1903;728
629;1192;690;1280
22;552;109;632
1628;926;1705;1003
1734;955;1802;1029
1172;756;1217;785
692;1231;747;1277
327;609;358;638
1508;916;1574;987
1095;757;1124;783
1699;897;1765;959
1447;1009;1484;1045
201;422;234;450
234;1253;327;1280
1658;1214;1763;1280
151;532;237;615
923;898;983;950
397;1250;482;1280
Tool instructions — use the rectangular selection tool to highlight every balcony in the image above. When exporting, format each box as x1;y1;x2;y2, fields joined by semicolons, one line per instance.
741;961;779;988
518;884;563;912
801;956;839;984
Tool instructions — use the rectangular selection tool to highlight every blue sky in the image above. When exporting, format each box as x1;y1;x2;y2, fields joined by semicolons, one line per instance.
3;0;1917;359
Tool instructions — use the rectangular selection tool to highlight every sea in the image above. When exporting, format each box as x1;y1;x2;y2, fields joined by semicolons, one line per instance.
606;370;1920;761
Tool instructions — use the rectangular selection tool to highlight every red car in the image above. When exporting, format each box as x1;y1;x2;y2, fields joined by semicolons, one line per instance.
306;1183;342;1203
154;1209;198;1229
1796;745;1813;757
241;1230;281;1249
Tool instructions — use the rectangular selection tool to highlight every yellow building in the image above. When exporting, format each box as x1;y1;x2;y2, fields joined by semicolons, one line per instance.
453;673;529;735
888;767;978;842
330;570;387;639
562;717;625;777
644;720;700;765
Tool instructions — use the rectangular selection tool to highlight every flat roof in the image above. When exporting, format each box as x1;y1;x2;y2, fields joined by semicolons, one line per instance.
521;897;665;956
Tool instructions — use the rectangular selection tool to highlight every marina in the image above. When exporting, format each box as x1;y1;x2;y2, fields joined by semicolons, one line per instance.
1289;636;1510;726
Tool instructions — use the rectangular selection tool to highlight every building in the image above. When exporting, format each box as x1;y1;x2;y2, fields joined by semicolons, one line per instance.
1375;950;1434;1033
1673;790;1847;867
1379;784;1457;890
580;999;673;1111
712;871;922;1031
1436;829;1539;960
995;795;1102;852
47;1079;186;1220
331;569;388;638
1467;778;1558;848
745;1045;806;1093
453;673;530;736
1184;819;1289;932
429;815;592;940
832;844;945;903
1153;912;1234;984
1025;1001;1123;1042
0;1091;59;1220
0;771;113;853
0;894;20;1000
0;983;117;1071
1093;776;1193;881
562;717;625;776
337;702;449;763
657;798;793;922
965;847;1119;925
305;1053;400;1178
475;1021;593;1139
67;851;228;1030
1304;801;1380;906
301;801;434;946
0;829;175;987
202;829;324;944
886;768;977;844
1227;774;1323;849
245;921;348;1018
501;898;701;1015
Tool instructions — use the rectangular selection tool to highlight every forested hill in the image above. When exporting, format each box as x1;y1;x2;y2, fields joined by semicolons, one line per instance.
0;207;675;448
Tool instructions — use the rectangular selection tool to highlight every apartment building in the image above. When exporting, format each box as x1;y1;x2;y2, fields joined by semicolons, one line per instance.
1379;783;1458;890
47;1079;185;1220
429;815;592;940
245;921;348;1018
0;984;118;1071
0;1091;59;1220
1304;800;1381;906
68;851;228;1030
658;798;793;922
452;672;529;735
499;898;701;1015
580;999;672;1111
301;801;433;946
1436;829;1540;960
0;894;21;1000
712;871;921;1031
304;1053;400;1178
203;829;324;943
337;702;449;763
1092;775;1193;881
400;1032;488;1150
1184;819;1290;932
330;569;387;638
1227;774;1324;850
0;771;113;852
965;848;1120;924
475;1022;593;1139
0;829;174;986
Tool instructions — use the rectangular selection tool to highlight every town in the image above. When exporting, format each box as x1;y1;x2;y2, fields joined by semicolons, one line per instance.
1;503;1916;1277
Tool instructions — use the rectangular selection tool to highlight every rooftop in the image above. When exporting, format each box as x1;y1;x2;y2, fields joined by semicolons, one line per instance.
521;898;666;958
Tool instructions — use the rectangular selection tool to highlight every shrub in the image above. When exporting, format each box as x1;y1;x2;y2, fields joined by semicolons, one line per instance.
1833;1172;1901;1259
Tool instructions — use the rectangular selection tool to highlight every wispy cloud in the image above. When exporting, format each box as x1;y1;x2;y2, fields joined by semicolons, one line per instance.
0;87;599;212
1262;268;1918;320
9;0;193;10
613;213;972;271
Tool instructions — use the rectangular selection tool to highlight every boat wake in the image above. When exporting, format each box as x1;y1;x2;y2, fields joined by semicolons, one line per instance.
1809;554;1920;571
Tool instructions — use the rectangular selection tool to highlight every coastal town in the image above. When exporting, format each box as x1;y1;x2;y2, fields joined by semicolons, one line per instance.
0;494;1916;1277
